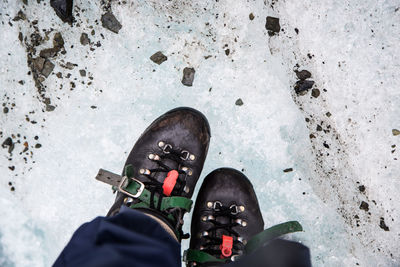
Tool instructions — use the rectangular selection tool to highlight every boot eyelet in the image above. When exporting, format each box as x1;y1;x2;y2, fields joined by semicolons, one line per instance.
213;201;222;211
158;141;165;148
183;185;190;194
207;202;213;208
148;153;160;161
180;150;190;160
139;168;151;175
123;197;134;205
201;216;207;222
230;204;239;215
163;144;172;153
239;205;245;212
201;231;209;237
235;219;247;227
189;154;196;161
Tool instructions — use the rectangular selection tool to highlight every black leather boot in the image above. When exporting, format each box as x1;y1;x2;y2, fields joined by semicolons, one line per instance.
100;107;210;241
186;168;264;265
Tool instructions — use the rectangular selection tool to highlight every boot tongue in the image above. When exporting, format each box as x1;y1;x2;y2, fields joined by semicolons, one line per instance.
153;158;180;182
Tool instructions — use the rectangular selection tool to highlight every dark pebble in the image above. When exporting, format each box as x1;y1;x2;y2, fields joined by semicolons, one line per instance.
235;98;243;106
33;57;45;72
79;69;87;77
90;105;97;109
294;80;314;94
249;13;255;20
311;88;320;98
359;201;369;211
41;60;55;78
3;107;9;113
50;0;73;24
53;32;65;49
358;185;365;192
379;217;389;231
10;186;15;191
182;67;195;87
295;28;299;34
2;137;13;147
39;48;58;58
35;143;42;148
101;12;122;34
225;49;230;56
80;33;90;46
283;168;293;173
295;69;311;80
265;16;280;36
8;166;15;171
150;51;168;65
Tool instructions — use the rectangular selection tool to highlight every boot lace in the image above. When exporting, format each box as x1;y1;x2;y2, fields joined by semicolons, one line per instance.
201;202;245;259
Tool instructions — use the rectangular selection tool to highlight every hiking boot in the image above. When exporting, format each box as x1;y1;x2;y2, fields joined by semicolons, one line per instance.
101;107;210;241
186;168;264;265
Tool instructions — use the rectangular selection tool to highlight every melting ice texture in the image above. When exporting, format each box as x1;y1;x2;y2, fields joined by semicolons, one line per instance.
0;0;399;266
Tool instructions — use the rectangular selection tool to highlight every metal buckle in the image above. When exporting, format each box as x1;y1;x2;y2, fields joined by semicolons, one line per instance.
118;176;145;198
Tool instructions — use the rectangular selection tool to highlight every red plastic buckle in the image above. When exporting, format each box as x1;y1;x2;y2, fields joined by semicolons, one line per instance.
220;235;233;258
162;170;179;196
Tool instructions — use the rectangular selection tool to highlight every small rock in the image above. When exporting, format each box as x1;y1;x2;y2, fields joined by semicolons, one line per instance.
225;49;230;56
41;60;55;78
295;69;311;80
392;129;400;136
63;62;76;70
295;80;314;94
46;104;56;112
79;69;86;77
283;168;293;173
18;32;23;42
181;67;195;87
316;125;322;131
326;112;332;117
90;105;97;109
39;48;58;58
295;28;299;34
8;166;15;171
35;143;42;148
18;80;25;85
249;13;255;20
22;0;27;5
10;186;15;191
235;98;243;106
33;57;45;72
3;107;9;113
80;33;90;45
150;51;168;65
379;217;389;231
358;185;365;192
311;88;320;98
359;201;369;211
265;16;280;36
2;137;14;153
2;137;13;147
101;12;122;34
56;72;62;78
50;0;73;24
13;10;26;21
53;32;65;49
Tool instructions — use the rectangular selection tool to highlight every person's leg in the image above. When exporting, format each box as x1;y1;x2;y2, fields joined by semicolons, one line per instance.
54;107;211;266
54;207;180;267
184;168;311;267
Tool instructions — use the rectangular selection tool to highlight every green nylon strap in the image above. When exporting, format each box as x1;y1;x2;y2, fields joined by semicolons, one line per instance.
244;221;303;253
185;249;226;264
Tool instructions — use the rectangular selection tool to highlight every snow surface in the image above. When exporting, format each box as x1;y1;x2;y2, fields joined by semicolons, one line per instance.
0;0;399;266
